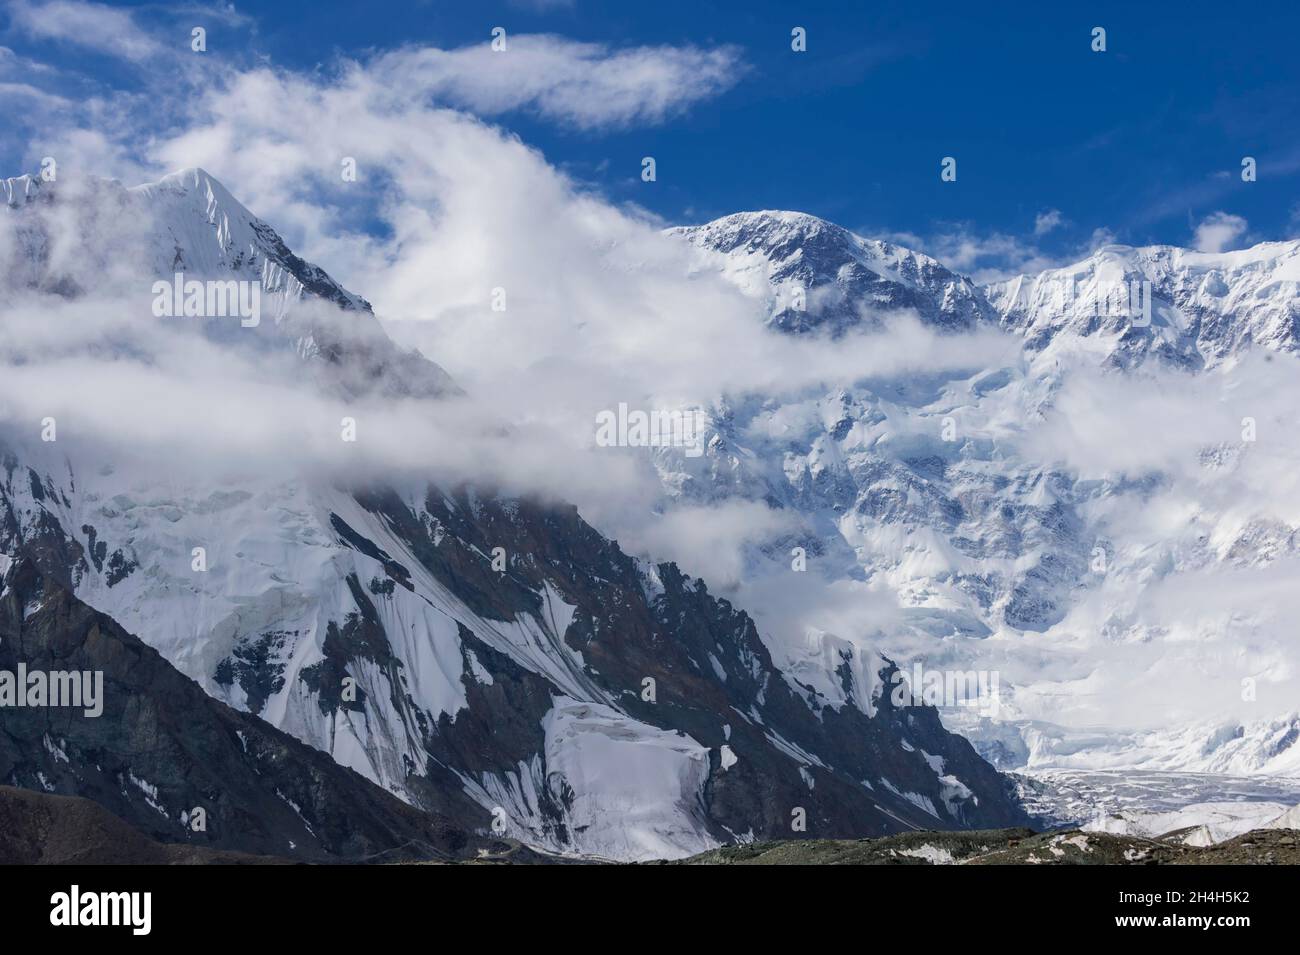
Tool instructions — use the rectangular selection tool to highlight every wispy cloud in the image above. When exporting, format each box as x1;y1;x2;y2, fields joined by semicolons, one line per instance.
5;0;163;63
1193;210;1249;252
1033;208;1064;236
0;78;69;108
877;224;1067;284
370;35;745;130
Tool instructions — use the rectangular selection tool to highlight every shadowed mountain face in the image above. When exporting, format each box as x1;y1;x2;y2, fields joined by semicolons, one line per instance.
0;462;1030;861
0;170;1028;861
0;556;482;862
0;785;287;865
322;489;1029;848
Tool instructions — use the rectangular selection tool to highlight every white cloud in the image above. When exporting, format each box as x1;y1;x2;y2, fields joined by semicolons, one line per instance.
1193;211;1248;253
1086;226;1117;250
5;0;163;62
0;45;1019;673
0;79;70;108
906;227;1059;284
1033;208;1064;236
625;501;802;591
368;36;744;129
890;222;1131;284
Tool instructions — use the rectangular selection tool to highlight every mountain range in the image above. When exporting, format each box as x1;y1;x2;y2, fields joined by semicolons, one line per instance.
2;169;1297;862
662;208;1300;776
0;169;1033;862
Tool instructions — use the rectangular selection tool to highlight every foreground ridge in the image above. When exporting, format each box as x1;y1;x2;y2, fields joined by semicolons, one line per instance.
673;826;1300;865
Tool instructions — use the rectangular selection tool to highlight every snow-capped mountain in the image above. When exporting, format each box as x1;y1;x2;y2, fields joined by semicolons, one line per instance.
0;554;486;861
2;169;456;399
0;171;1027;860
662;216;1084;634
671;211;992;334
988;241;1300;369
661;210;1300;779
4;169;365;310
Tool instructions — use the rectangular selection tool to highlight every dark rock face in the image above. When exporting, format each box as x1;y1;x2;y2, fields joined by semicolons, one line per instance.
0;557;483;862
0;785;287;865
327;487;1030;843
0;466;1030;859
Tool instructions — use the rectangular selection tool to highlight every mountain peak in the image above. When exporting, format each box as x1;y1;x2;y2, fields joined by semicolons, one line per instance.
129;166;266;260
987;236;1300;368
134;166;241;205
671;209;854;259
2;165;456;398
693;209;845;233
1012;237;1300;285
671;209;992;334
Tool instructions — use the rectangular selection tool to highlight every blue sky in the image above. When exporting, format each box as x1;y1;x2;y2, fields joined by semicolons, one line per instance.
3;0;1298;275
